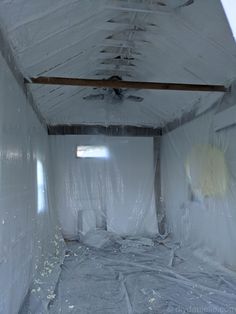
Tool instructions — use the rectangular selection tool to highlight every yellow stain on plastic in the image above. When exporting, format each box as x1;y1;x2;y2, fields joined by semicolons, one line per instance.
186;145;228;197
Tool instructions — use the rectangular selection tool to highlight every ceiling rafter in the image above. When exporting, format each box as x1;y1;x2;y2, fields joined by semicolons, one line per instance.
173;11;236;64
106;0;194;12
7;0;80;32
105;5;169;14
41;88;88;113
22;30;107;71
25;76;228;93
14;8;111;55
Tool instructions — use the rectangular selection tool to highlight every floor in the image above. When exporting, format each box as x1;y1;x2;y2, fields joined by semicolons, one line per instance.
45;231;236;314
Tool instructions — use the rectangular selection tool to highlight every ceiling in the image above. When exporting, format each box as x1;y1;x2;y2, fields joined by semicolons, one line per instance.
0;0;235;127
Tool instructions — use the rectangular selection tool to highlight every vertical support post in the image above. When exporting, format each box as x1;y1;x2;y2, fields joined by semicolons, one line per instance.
154;136;166;235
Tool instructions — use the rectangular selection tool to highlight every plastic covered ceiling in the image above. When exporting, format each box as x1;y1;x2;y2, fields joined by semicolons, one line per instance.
0;0;235;127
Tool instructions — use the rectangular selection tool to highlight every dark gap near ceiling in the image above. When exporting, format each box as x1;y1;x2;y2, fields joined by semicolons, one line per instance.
48;124;162;136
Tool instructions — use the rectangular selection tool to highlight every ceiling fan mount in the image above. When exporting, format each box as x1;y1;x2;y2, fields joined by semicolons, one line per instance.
83;75;144;103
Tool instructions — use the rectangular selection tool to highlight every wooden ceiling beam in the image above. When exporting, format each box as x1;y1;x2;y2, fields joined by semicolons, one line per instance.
25;76;228;93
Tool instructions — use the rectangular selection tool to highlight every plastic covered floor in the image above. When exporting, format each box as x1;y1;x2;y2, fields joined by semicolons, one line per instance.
44;231;236;314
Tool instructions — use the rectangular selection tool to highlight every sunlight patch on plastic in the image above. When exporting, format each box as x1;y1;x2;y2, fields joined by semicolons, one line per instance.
221;0;236;41
76;146;109;159
37;160;46;213
186;145;228;198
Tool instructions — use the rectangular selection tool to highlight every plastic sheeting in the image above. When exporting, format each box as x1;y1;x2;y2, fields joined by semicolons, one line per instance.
50;135;158;239
1;22;236;313
1;0;235;127
43;231;236;313
161;81;236;270
0;1;236;312
0;51;64;314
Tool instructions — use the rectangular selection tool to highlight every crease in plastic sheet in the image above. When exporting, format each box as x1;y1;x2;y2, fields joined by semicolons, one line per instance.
50;135;159;239
161;80;236;270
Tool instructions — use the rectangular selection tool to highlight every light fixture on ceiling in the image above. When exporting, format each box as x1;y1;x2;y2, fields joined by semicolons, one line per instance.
83;76;144;103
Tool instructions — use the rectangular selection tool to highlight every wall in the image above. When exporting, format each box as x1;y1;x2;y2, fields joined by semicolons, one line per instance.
0;51;62;313
50;135;158;239
161;98;236;269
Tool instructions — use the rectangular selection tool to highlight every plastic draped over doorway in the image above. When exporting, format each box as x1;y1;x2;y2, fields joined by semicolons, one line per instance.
161;80;236;270
50;134;160;240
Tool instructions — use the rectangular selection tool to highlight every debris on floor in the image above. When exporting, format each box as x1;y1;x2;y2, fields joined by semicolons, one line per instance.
39;231;236;314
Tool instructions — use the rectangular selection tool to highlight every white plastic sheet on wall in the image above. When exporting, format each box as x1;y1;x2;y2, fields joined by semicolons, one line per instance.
50;135;158;239
0;51;64;314
161;80;236;270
